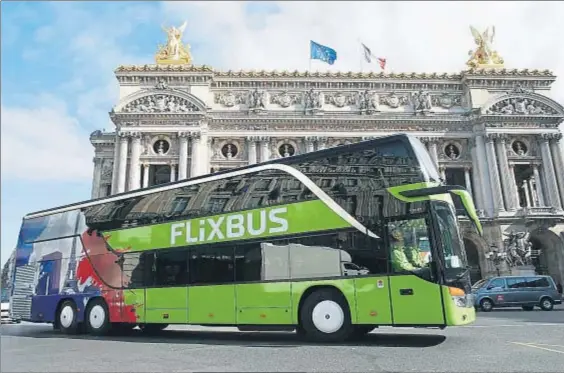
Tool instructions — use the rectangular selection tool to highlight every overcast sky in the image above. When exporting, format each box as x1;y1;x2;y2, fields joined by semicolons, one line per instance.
2;1;564;265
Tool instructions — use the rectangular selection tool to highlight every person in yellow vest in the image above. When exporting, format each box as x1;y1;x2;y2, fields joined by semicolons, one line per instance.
390;230;415;272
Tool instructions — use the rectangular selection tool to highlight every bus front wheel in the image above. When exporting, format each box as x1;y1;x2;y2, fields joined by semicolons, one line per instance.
85;298;111;336
299;289;353;343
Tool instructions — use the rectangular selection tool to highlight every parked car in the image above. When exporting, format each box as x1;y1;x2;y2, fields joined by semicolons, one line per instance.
471;275;562;312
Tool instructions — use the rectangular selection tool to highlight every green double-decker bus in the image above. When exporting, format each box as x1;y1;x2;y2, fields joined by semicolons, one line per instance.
11;133;481;342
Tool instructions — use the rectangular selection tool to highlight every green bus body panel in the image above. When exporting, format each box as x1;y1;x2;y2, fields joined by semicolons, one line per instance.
145;287;188;324
442;286;476;326
450;189;483;235
121;276;475;327
354;277;393;324
389;275;445;325
236;282;293;324
106;200;351;252
188;285;237;324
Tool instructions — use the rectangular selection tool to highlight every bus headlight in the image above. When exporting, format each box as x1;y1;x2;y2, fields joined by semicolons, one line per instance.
449;286;469;307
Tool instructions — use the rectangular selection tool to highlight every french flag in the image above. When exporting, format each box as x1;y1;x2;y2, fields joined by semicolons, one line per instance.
361;43;386;70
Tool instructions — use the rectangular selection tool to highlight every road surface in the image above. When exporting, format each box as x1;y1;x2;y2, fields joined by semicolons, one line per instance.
2;306;563;372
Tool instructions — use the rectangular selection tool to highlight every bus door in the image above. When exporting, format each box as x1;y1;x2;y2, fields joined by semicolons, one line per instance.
386;215;445;326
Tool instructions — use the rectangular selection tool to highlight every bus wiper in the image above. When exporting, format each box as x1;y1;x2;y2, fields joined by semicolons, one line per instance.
455;266;471;279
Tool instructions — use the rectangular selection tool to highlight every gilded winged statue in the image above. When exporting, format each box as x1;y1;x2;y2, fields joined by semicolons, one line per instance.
466;25;504;68
155;21;192;64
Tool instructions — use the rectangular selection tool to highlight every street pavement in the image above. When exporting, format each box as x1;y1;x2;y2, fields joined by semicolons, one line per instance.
1;306;563;372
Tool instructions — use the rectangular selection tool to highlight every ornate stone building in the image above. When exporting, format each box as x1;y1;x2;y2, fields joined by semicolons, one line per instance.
90;26;564;286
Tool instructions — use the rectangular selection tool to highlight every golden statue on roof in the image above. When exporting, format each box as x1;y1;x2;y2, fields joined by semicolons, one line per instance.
466;25;504;69
155;21;192;65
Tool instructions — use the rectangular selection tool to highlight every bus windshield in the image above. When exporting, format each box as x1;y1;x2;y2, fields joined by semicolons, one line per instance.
432;201;469;283
1;288;9;303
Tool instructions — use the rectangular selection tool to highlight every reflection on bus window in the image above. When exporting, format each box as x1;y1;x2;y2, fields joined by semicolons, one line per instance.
389;218;431;273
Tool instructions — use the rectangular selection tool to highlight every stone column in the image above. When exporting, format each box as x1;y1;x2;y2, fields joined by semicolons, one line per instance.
110;134;120;195
485;134;505;213
128;132;142;191
532;164;545;207
190;132;201;178
178;132;189;180
463;166;473;200
91;158;103;199
142;163;150;188
527;178;536;207
198;133;209;176
539;134;562;209
549;133;564;206
428;139;439;169
316;136;327;150
495;135;518;211
116;132;129;194
439;166;446;181
469;139;485;211
259;136;270;162
305;137;315;153
522;181;531;207
508;163;520;208
475;134;494;215
170;163;176;182
247;136;257;164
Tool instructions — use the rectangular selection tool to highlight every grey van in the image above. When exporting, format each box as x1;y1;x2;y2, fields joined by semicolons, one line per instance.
472;275;562;312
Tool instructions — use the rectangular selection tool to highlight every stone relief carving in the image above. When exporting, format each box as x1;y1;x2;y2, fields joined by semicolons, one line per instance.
444;143;461;160
411;91;432;113
503;231;533;267
214;91;246;107
248;89;267;110
431;94;462;109
153;139;170;155
324;92;355;108
221;143;238;159
122;95;199;113
379;93;409;108
358;90;379;114
486;97;557;115
154;78;169;90
270;91;302;108
101;161;113;182
304;89;322;110
511;140;528;156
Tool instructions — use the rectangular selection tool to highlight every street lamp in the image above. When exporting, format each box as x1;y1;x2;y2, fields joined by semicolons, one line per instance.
485;245;506;277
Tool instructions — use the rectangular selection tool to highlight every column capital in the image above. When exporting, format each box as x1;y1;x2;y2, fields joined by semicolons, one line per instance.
362;135;378;141
464;165;472;172
93;157;103;165
246;136;259;143
539;133;553;142
190;131;201;141
141;162;150;168
178;131;190;138
258;136;270;142
315;136;328;142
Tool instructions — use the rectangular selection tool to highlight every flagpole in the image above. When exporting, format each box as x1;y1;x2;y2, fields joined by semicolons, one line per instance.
357;38;363;73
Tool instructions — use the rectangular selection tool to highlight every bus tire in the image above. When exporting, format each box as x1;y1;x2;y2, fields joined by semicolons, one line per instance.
57;300;79;335
351;325;376;339
85;298;111;336
299;289;353;343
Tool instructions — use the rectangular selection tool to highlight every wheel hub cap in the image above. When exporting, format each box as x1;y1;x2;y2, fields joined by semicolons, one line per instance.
89;304;106;329
60;305;74;328
312;300;344;334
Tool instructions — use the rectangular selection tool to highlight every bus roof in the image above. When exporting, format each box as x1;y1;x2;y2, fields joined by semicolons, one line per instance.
24;133;416;219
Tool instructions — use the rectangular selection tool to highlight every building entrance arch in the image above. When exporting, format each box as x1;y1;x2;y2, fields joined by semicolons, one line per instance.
529;229;564;286
463;237;483;284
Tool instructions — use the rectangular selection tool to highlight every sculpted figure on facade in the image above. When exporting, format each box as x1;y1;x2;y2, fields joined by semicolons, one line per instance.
270;91;301;108
359;90;379;114
215;91;245;107
412;90;432;113
122;94;197;113
503;231;533;267
248;89;267;110
486;97;556;115
304;89;322;110
466;25;504;68
155;21;192;64
155;78;169;90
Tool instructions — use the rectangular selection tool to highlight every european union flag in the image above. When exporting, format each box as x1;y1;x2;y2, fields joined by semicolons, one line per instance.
310;40;337;65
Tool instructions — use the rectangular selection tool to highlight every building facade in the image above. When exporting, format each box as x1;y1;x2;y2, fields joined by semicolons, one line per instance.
90;30;564;286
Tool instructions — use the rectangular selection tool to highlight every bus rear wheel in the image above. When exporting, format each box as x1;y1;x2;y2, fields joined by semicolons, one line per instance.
85;298;111;336
299;289;353;343
57;300;79;334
